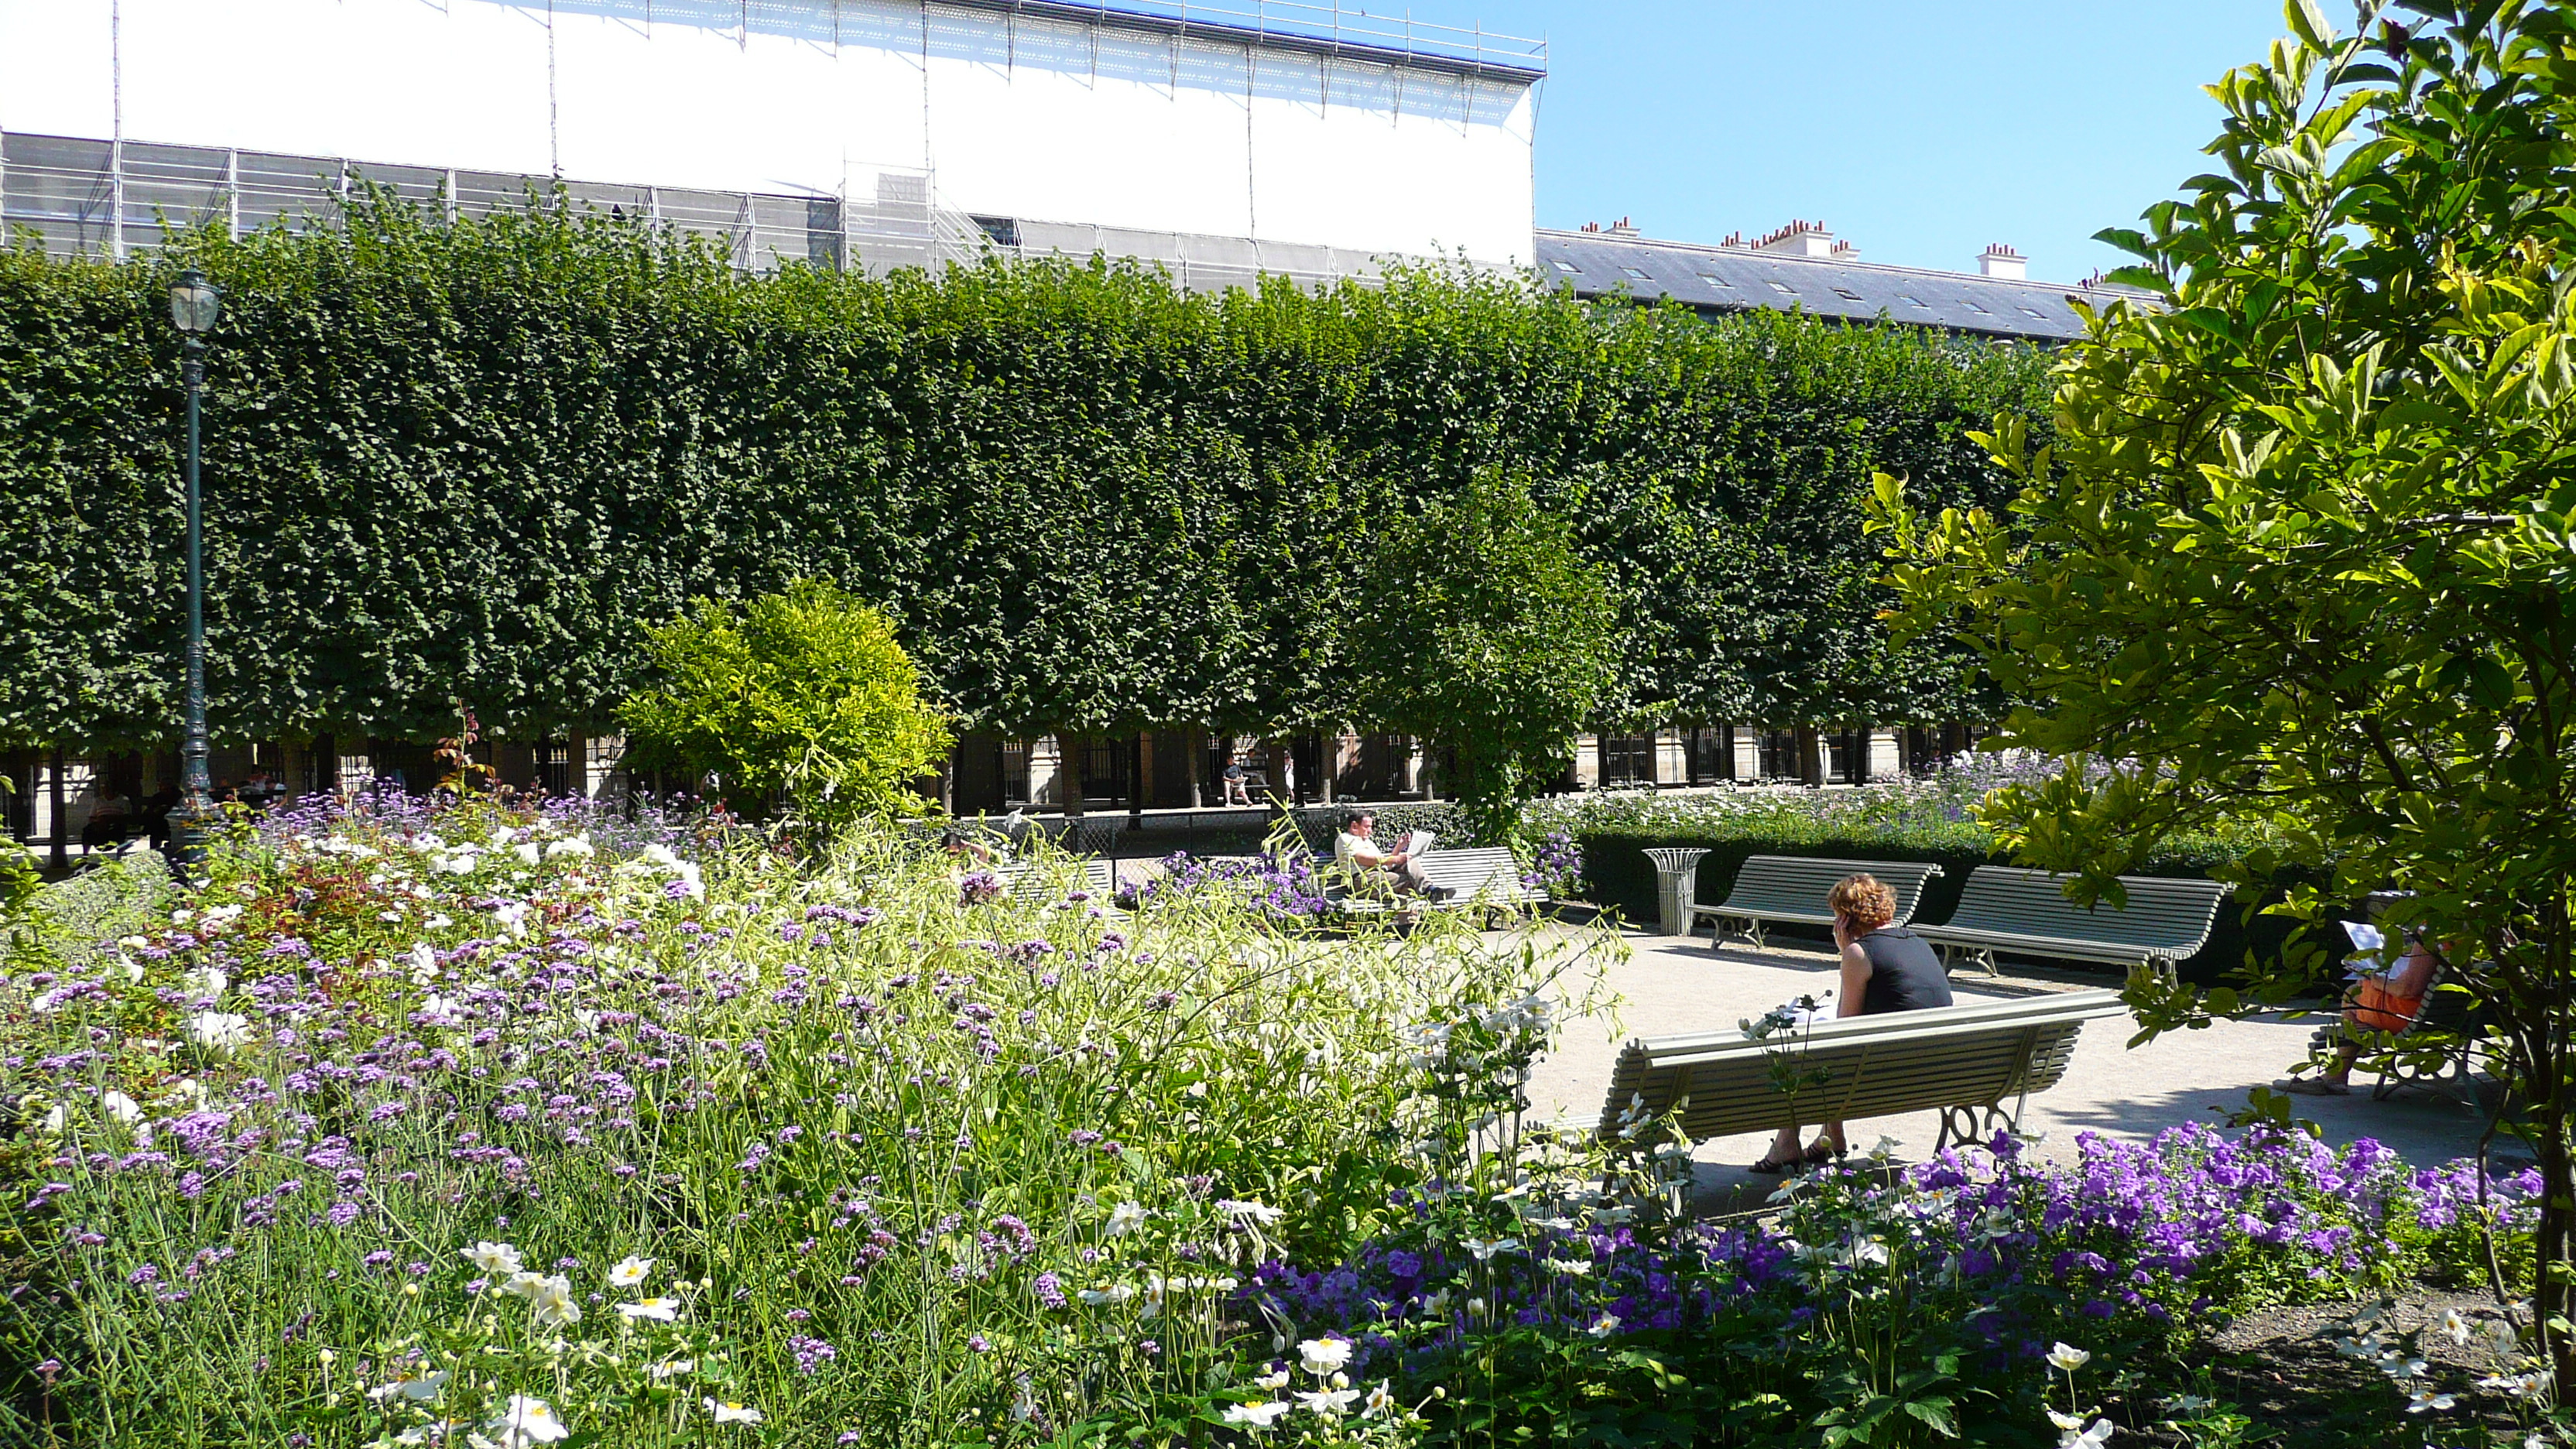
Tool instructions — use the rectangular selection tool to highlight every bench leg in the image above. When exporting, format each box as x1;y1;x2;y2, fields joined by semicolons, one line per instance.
1935;1103;2020;1153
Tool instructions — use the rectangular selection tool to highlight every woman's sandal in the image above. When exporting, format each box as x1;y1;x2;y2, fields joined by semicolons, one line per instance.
1803;1140;1844;1166
1749;1150;1801;1174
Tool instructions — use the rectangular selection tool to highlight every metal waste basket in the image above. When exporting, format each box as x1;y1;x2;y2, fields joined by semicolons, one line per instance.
1643;848;1710;937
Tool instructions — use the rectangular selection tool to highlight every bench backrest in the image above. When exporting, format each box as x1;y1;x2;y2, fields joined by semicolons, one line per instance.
1938;867;2230;955
1597;989;2125;1143
1715;855;1946;923
999;859;1118;903
1420;846;1543;903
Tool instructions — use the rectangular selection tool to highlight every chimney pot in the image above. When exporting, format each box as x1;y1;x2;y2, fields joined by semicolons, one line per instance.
1977;244;2028;280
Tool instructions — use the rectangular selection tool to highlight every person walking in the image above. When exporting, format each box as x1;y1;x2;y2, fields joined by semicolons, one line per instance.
1221;752;1252;806
1752;873;1952;1172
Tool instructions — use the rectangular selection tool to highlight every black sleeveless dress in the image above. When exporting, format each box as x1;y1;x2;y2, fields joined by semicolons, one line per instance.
1856;926;1952;1016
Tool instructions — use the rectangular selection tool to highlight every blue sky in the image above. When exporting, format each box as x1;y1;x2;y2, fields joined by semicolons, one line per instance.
1438;1;2290;282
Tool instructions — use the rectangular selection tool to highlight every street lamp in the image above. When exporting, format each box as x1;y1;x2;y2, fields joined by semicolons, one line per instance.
169;269;222;875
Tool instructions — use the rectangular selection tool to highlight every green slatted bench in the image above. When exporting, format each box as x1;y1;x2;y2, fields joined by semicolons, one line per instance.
995;859;1119;904
1595;989;2127;1152
1912;867;2232;983
1689;856;1947;950
1327;847;1547;921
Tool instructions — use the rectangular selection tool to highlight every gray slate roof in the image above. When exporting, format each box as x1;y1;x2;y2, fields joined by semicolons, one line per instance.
1533;228;2152;342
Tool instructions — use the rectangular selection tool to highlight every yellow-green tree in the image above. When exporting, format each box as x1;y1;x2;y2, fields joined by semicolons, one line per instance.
620;580;951;827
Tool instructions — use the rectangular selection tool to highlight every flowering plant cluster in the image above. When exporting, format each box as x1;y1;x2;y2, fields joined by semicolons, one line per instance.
1;793;1595;1445
1249;1125;2549;1440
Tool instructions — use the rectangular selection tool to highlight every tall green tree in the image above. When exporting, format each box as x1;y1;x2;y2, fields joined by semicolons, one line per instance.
619;580;951;826
1353;469;1622;841
1875;0;2576;1379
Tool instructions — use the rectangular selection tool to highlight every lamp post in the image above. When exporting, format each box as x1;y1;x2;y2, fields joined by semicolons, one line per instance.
169;269;222;876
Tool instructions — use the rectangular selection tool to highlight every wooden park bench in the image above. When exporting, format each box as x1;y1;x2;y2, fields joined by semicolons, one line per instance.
1910;867;2232;983
1690;855;1946;950
1595;989;2126;1152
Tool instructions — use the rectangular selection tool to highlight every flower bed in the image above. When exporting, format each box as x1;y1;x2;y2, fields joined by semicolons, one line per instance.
0;796;1579;1445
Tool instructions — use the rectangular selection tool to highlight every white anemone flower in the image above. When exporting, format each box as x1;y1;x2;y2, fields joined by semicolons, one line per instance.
649;1358;695;1380
618;1297;681;1322
1297;1337;1352;1375
608;1255;653;1288
1293;1388;1361;1417
1254;1369;1291;1391
487;1394;570;1446
2405;1387;2456;1413
525;1275;581;1327
1103;1201;1149;1236
2045;1342;2092;1372
1361;1381;1396;1419
367;1368;451;1403
463;1241;525;1277
703;1398;763;1424
101;1091;143;1125
546;835;594;859
1586;1314;1621;1338
2057;1420;2114;1448
1221;1401;1292;1429
187;1012;252;1052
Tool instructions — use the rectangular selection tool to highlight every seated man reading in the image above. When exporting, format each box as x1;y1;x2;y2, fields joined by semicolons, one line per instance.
1332;810;1449;902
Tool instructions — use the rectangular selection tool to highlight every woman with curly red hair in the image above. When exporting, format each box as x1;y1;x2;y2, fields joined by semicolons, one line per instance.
1752;872;1954;1173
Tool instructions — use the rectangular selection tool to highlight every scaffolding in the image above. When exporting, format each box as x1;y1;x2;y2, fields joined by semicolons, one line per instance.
0;128;1394;293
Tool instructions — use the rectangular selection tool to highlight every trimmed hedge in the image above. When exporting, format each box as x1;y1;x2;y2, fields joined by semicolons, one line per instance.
0;196;2050;751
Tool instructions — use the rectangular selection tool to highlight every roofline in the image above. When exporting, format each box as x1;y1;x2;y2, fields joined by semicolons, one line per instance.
1533;225;2152;299
947;1;1548;84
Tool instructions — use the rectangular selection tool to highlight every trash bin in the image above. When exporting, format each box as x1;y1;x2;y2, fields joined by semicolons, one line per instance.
1643;848;1711;938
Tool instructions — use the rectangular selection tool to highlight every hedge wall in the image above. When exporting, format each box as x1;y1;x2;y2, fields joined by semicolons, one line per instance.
1570;828;2320;988
0;195;2050;752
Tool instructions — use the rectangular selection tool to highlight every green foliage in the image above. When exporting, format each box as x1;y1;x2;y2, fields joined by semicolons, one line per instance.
1355;471;1621;841
618;579;951;824
1872;0;2576;1379
0;194;2046;752
26;855;170;971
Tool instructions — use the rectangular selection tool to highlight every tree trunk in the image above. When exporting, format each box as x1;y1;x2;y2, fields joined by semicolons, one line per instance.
1796;727;1823;789
1060;737;1086;820
1184;728;1204;807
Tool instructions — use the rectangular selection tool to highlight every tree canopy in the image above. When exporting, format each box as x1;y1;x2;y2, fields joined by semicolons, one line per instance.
1876;0;2576;1379
0;195;2046;755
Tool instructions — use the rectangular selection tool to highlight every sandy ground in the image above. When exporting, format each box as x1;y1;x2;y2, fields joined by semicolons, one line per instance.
1516;919;2502;1213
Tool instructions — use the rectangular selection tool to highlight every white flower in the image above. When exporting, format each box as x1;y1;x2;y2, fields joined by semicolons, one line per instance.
492;825;519;847
1077;1283;1137;1307
487;1394;570;1446
1221;1401;1292;1429
1460;1237;1519;1262
1011;1375;1038;1421
1297;1337;1352;1375
608;1255;653;1288
524;1275;581;1327
2405;1387;2455;1413
2437;1307;2471;1345
2056;1420;2114;1448
617;1297;680;1322
546;835;594;859
101;1091;142;1125
2045;1342;2092;1372
367;1368;451;1403
512;842;543;865
703;1398;763;1424
407;943;439;981
39;1102;67;1134
1545;1257;1593;1276
2047;1410;2085;1431
187;1012;252;1052
464;1241;525;1276
1104;1201;1149;1237
1254;1370;1290;1391
491;900;529;927
183;967;230;999
649;1357;695;1379
1868;1135;1903;1160
1294;1388;1361;1416
1219;1198;1286;1225
1362;1380;1396;1418
1586;1313;1620;1338
2478;1369;2547;1398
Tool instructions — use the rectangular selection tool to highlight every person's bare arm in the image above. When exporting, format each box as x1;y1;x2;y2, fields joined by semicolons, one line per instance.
1836;942;1871;1018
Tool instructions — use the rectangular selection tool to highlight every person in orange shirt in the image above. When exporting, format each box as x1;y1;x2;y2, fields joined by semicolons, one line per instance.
2278;920;2444;1095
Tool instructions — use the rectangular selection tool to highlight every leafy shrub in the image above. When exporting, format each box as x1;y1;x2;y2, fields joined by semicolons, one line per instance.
619;578;953;827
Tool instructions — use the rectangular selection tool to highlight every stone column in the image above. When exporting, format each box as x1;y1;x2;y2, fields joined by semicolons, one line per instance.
1572;733;1601;790
1026;736;1060;808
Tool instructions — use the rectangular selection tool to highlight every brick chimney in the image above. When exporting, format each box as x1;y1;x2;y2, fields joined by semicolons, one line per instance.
1606;215;1640;238
1978;243;2026;280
